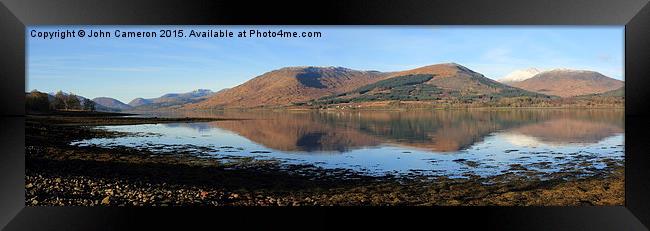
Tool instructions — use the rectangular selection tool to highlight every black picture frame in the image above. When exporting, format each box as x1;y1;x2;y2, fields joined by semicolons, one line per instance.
1;0;649;230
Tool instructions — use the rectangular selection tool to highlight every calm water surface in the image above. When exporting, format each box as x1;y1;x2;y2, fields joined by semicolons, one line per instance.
72;109;624;178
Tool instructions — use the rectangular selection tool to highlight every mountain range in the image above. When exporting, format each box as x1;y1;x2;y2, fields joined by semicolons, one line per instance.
32;89;217;112
188;63;611;109
126;89;215;110
31;63;624;111
46;91;120;112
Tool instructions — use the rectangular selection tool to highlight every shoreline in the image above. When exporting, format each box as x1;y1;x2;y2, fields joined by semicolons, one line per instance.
144;105;625;112
27;112;250;126
25;114;624;206
116;107;627;116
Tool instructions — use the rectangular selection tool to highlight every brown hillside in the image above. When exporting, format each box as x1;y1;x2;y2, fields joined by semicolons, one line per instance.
310;63;542;105
393;63;505;94
510;69;623;97
188;63;546;109
186;67;386;109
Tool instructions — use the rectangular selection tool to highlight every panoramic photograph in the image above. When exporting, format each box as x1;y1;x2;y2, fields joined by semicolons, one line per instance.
25;26;624;206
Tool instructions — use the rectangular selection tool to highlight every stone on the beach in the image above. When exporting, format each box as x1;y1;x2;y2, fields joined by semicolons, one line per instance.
101;196;110;205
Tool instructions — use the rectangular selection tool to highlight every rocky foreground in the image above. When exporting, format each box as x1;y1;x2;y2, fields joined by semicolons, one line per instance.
25;113;624;206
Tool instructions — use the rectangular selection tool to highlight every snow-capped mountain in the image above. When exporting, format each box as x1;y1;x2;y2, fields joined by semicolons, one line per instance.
498;68;542;83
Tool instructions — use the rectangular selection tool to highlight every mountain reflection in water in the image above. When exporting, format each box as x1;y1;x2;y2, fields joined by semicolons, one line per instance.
73;109;624;177
161;109;623;153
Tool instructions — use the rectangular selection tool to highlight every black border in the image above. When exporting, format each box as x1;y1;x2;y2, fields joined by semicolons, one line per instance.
1;0;650;230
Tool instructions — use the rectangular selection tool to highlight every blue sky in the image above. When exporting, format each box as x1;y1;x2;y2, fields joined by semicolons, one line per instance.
27;26;623;103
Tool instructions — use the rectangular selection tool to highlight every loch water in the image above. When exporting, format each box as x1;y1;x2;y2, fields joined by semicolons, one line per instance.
72;109;624;178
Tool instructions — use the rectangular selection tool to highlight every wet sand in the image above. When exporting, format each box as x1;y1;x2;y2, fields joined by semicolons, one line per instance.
25;112;624;206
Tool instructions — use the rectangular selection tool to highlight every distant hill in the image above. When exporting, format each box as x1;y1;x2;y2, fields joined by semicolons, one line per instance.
507;69;624;97
127;98;152;107
29;90;119;112
58;93;122;112
92;97;132;111
128;89;215;110
30;89;217;112
186;67;387;109
498;68;542;83
159;89;214;99
308;63;548;105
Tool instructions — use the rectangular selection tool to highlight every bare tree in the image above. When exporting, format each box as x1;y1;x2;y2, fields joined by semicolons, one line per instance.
52;91;66;110
66;93;82;110
83;98;96;111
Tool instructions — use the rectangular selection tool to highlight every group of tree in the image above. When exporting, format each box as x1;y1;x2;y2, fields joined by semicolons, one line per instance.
25;90;95;112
